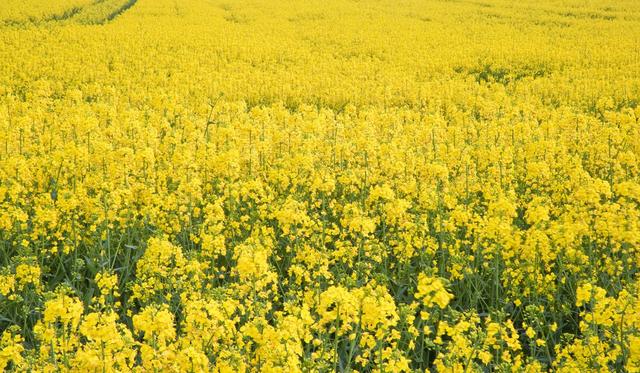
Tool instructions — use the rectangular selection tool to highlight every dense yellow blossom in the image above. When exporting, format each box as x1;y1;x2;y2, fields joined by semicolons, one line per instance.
417;274;454;309
1;0;640;371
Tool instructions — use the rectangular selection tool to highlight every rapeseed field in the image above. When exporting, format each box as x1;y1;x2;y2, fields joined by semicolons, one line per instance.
1;0;640;371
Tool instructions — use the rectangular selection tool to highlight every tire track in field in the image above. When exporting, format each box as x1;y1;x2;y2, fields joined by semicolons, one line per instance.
103;0;138;23
0;0;138;27
69;0;139;25
0;3;88;27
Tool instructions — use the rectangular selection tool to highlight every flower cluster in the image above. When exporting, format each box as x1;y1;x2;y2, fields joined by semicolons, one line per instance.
1;0;640;371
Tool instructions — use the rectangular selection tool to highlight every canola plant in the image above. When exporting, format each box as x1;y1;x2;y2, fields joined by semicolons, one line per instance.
1;0;640;371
